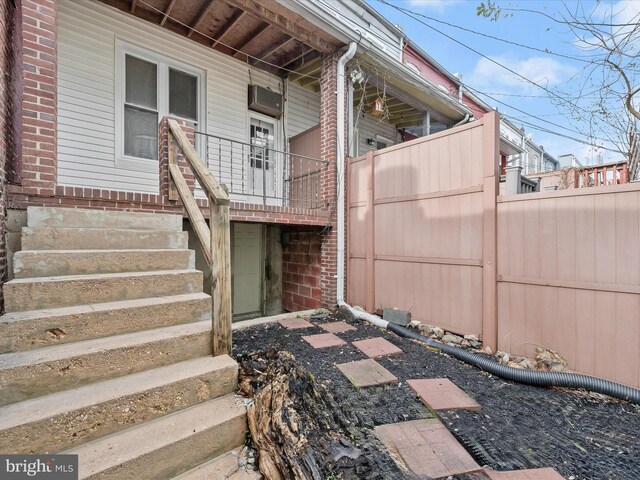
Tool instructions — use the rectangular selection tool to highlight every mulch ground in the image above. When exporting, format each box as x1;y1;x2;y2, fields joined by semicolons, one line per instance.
232;312;640;480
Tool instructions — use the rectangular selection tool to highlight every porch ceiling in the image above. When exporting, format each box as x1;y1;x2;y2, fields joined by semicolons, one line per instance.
100;0;341;76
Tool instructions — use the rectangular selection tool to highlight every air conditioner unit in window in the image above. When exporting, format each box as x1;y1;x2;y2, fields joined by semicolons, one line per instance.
248;85;283;119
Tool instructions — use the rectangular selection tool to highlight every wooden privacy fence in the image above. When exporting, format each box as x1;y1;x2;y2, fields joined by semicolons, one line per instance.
167;118;232;356
347;111;640;388
497;183;640;388
347;111;500;349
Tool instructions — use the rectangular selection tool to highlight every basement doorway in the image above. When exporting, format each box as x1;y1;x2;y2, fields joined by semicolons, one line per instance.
232;223;263;321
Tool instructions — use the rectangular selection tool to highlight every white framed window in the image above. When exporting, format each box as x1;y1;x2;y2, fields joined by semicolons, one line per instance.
116;41;206;171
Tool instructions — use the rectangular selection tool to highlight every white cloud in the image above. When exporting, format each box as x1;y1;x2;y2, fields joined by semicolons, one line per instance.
573;0;640;52
406;0;463;14
469;55;578;93
593;0;640;24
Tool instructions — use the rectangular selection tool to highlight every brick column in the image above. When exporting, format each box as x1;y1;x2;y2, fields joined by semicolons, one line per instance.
1;0;18;313
319;54;342;308
158;116;197;203
15;0;57;195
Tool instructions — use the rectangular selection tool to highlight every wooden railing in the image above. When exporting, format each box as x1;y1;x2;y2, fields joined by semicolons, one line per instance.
166;118;232;356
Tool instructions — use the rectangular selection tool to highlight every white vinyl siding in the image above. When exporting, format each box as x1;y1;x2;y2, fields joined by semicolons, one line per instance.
355;115;398;156
58;0;305;195
286;82;320;138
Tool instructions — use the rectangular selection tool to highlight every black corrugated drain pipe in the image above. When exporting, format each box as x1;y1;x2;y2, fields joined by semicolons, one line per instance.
338;301;640;404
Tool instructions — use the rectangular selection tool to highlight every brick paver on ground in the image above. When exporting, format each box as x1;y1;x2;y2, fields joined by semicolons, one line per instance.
335;359;398;387
407;378;481;411
352;337;403;358
278;317;314;329
481;467;565;480
320;321;357;334
302;333;347;349
375;419;480;478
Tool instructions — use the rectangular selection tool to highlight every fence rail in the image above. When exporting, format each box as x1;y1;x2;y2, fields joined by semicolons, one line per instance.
195;131;327;209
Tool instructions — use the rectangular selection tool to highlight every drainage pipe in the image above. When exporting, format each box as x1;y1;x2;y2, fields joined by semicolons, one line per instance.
338;301;640;404
336;42;358;304
454;113;470;127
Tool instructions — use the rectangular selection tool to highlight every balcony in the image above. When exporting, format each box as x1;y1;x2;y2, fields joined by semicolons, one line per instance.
193;129;327;212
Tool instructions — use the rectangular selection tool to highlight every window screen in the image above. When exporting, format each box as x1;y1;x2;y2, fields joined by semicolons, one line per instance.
125;55;157;109
124;55;158;159
169;68;198;121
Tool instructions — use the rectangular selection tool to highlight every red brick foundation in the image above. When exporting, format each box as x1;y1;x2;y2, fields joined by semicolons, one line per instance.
282;231;323;311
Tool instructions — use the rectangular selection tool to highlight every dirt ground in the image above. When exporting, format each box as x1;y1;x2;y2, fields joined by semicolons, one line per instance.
232;312;640;480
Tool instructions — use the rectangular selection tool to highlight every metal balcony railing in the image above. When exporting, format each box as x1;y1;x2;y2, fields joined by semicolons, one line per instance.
194;131;327;209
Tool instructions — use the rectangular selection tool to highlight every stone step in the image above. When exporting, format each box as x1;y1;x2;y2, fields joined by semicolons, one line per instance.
65;395;247;479
0;320;211;406
27;206;183;231
4;269;203;312
0;355;238;454
173;450;262;480
0;293;211;354
13;249;195;278
21;227;188;251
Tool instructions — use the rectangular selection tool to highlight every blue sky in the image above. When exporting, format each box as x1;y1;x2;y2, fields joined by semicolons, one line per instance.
368;0;640;164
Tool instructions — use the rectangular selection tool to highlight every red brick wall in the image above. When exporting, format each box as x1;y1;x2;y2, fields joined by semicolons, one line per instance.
0;0;17;313
16;0;57;195
282;231;322;311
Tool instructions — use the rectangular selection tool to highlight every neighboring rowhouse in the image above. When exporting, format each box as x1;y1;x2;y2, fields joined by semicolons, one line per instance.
0;0;480;316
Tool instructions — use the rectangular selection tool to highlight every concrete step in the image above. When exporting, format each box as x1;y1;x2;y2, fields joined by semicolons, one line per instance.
21;227;188;251
4;269;203;312
65;395;247;479
0;355;238;454
13;249;195;278
0;293;211;354
0;320;211;405
27;206;183;231
173;449;262;480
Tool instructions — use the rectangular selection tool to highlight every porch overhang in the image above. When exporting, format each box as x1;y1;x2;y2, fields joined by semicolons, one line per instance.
100;0;342;77
500;136;524;156
276;0;473;121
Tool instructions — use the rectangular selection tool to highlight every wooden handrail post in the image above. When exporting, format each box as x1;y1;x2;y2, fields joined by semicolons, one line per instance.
210;187;232;356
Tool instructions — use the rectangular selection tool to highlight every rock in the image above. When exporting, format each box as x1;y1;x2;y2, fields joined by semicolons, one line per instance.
464;334;479;342
507;362;525;369
419;324;436;335
497;351;510;364
383;307;411;326
409;320;421;329
535;347;568;372
442;333;463;344
484;346;493;354
433;327;445;338
517;358;536;370
461;339;471;347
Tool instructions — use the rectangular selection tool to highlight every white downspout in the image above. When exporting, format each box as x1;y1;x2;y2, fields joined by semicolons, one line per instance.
336;42;357;304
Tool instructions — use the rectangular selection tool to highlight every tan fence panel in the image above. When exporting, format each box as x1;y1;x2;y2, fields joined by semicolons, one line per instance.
348;113;499;340
497;184;640;387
